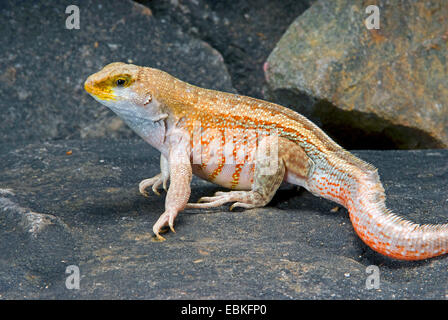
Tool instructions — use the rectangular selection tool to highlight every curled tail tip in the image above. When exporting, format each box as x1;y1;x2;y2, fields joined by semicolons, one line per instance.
349;200;448;261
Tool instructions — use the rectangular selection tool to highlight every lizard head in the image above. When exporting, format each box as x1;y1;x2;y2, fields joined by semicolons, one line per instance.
84;62;168;126
84;62;143;105
85;62;170;145
85;62;170;129
85;61;167;113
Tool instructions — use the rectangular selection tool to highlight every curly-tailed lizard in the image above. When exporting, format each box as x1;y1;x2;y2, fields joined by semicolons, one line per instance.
84;62;448;260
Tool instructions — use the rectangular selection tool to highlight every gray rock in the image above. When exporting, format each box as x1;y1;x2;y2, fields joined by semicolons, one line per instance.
138;0;314;99
0;192;78;298
265;0;448;149
0;139;447;299
0;0;234;143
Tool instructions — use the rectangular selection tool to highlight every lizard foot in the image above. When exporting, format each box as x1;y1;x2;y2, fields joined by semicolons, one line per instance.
185;191;264;210
152;209;178;240
139;173;168;197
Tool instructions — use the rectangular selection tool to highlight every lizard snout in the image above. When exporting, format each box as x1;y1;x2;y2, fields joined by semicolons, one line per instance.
84;76;95;95
83;74;116;101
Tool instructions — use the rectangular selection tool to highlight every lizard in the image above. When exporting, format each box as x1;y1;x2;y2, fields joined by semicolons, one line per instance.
84;62;448;261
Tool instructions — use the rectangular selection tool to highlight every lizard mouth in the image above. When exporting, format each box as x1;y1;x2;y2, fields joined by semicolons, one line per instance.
84;78;117;101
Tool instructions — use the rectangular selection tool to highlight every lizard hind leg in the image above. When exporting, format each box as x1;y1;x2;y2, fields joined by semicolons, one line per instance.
186;161;286;210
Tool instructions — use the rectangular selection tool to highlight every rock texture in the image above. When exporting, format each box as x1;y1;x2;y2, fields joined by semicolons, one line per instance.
265;0;448;149
0;191;78;297
0;0;234;143
1;0;448;301
138;0;314;99
0;139;447;299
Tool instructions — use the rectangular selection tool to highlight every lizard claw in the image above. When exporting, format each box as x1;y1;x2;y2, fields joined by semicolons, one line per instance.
152;185;161;196
169;214;176;233
230;202;255;211
152;209;179;239
155;233;166;241
139;174;169;197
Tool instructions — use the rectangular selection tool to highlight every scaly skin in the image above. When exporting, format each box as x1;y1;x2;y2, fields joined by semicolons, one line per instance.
84;62;448;260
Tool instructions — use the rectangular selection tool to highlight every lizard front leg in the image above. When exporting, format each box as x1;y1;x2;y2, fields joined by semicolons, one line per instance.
152;140;192;240
139;155;170;196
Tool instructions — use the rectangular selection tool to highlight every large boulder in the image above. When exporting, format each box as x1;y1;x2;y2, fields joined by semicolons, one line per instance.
139;0;314;99
265;0;448;149
0;0;234;143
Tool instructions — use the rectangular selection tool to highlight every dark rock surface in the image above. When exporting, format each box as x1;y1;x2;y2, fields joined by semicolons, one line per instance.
1;0;448;301
138;0;314;99
265;0;448;150
0;0;234;143
0;192;79;298
0;139;447;299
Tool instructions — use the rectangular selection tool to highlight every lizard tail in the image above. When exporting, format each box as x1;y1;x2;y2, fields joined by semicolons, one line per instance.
347;169;448;260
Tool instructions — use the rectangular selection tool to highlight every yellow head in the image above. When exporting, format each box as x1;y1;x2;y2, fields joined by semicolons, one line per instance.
84;62;173;132
84;62;141;102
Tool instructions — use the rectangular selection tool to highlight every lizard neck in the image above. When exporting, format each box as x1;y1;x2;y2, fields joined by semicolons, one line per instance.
108;104;168;153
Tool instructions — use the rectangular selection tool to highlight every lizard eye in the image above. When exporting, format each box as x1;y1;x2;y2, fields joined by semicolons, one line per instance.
116;78;126;86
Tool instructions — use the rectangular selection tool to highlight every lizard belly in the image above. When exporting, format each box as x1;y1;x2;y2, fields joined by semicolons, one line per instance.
192;163;254;190
190;130;258;190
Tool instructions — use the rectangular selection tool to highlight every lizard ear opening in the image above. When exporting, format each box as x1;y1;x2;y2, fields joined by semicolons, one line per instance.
143;93;152;106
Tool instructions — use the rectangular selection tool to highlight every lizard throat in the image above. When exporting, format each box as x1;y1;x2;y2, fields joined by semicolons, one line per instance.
109;104;167;150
